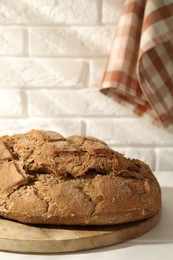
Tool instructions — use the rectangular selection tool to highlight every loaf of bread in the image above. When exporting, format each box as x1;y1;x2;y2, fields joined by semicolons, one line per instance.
0;130;161;225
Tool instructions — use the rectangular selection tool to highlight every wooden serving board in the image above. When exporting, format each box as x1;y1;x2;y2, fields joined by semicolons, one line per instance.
0;213;160;253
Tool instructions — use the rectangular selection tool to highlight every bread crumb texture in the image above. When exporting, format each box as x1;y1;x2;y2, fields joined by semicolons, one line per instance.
0;130;161;225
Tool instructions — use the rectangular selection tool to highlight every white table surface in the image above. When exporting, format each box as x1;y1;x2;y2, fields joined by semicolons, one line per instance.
0;172;172;260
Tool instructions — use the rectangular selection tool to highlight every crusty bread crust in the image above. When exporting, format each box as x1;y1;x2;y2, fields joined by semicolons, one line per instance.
0;130;161;225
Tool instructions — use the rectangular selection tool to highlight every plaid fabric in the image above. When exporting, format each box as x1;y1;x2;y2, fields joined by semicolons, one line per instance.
99;0;173;129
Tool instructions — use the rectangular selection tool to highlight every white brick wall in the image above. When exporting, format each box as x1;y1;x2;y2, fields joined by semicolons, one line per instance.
0;0;100;25
29;27;115;57
0;90;24;116
0;58;88;87
0;28;25;55
0;0;172;173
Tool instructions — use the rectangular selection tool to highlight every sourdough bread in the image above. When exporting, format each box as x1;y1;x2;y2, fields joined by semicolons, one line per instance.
0;130;161;225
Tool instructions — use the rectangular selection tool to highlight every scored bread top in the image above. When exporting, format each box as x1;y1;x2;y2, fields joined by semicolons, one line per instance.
0;130;161;225
0;129;152;179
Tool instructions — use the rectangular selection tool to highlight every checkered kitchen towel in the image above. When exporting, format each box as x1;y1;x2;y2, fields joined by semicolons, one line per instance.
100;0;173;129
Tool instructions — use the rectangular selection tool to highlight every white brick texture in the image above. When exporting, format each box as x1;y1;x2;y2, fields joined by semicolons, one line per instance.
0;119;83;137
0;90;24;116
0;59;88;87
102;0;124;24
156;149;173;171
29;27;115;57
27;89;133;117
0;28;24;55
85;118;173;145
89;59;107;86
0;0;99;25
0;0;172;173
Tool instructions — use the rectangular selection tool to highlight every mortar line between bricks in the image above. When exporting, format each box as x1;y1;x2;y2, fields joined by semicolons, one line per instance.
0;116;138;120
22;28;29;56
81;121;86;136
153;171;173;174
21;55;108;59
154;148;160;172
0;114;168;121
152;149;157;171
97;0;103;24
0;55;108;59
112;146;157;150
0;86;89;90
103;143;173;148
0;24;116;27
26;115;136;119
0;86;103;90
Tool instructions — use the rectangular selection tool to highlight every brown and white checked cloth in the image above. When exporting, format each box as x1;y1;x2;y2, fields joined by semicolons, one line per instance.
99;0;173;129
